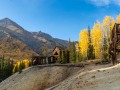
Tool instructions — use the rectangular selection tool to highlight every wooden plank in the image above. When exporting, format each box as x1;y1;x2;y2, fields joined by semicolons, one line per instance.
117;33;120;35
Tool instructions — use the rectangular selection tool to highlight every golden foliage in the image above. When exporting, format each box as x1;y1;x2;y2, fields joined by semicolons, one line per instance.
79;29;89;57
13;59;30;73
78;14;118;60
102;16;115;40
91;22;103;58
102;16;115;57
117;14;120;24
75;43;79;52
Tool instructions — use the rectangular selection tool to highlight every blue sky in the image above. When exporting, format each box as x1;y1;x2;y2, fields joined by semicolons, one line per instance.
0;0;120;41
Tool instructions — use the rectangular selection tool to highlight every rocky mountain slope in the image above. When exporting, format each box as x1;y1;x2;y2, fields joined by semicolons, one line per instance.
0;18;68;60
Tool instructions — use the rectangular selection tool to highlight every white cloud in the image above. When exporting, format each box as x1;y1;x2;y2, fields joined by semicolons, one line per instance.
113;0;120;6
89;0;120;6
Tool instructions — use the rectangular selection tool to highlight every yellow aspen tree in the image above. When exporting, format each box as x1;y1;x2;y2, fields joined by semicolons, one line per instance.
23;59;30;68
75;43;80;62
117;14;120;24
75;43;79;52
13;59;30;73
91;22;103;58
79;29;89;58
102;16;115;41
102;16;115;61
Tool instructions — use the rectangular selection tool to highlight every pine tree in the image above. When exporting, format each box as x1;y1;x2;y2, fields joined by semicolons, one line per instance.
87;26;95;60
70;47;73;63
0;57;14;82
42;45;48;56
68;38;71;62
68;38;71;51
6;59;11;77
58;52;61;63
72;42;76;63
18;62;22;74
21;61;25;69
102;35;109;62
75;43;79;62
1;56;4;80
14;65;18;73
1;56;4;69
64;51;68;63
68;42;76;63
10;60;14;75
29;60;32;67
61;51;65;64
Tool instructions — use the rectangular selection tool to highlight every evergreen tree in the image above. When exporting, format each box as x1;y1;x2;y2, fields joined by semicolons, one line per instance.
0;57;14;82
1;56;4;69
28;60;30;67
21;61;25;69
87;26;95;60
10;60;14;75
102;36;109;62
61;50;68;64
72;42;76;63
14;65;18;74
18;62;22;74
58;52;61;63
64;51;67;63
68;38;72;62
1;56;4;80
6;59;11;77
42;45;48;56
61;51;65;63
75;43;81;62
69;42;76;63
68;38;71;51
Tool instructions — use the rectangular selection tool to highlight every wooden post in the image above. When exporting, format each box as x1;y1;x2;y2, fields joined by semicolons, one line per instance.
113;24;117;65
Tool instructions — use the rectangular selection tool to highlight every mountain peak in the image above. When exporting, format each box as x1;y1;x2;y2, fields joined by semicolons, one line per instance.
0;18;24;31
2;18;15;24
0;17;15;27
2;17;12;21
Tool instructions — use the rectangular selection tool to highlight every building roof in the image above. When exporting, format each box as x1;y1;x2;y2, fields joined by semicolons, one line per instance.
53;46;67;51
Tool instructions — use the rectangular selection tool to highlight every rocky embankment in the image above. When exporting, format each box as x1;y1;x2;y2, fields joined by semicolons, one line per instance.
1;62;119;90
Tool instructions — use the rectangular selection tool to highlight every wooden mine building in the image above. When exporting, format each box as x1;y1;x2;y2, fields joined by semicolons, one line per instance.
32;46;69;65
109;23;120;65
53;46;69;63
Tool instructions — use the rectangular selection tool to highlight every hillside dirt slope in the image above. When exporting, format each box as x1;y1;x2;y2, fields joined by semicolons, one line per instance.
47;63;120;90
0;60;118;90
